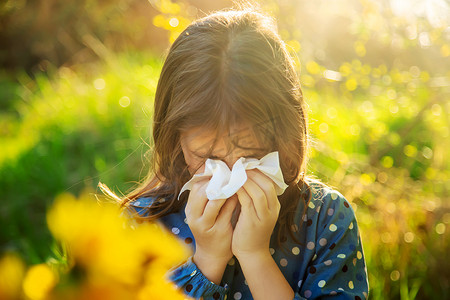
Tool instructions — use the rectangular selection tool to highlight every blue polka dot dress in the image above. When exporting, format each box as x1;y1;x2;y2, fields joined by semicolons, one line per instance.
129;183;369;299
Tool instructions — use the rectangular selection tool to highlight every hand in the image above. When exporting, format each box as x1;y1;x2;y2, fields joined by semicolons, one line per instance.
232;170;281;260
185;177;238;283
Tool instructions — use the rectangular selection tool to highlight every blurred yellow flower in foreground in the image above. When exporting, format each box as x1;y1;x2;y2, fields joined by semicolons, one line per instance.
22;264;56;300
0;191;192;300
45;192;192;299
0;253;25;299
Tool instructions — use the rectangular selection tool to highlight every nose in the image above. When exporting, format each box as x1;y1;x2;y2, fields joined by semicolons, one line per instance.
223;154;238;169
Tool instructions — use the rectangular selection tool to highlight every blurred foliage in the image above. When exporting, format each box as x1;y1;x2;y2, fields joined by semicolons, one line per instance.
1;0;139;72
0;52;162;264
0;0;225;73
0;0;449;299
0;192;191;300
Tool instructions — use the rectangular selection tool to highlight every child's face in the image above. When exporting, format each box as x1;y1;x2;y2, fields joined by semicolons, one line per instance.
180;122;269;176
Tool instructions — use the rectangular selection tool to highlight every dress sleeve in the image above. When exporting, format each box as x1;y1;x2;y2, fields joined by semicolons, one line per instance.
296;189;369;299
168;257;229;300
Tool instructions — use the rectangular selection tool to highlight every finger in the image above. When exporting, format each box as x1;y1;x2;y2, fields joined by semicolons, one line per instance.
202;198;227;227
247;170;278;211
185;180;210;219
236;187;257;219
242;177;268;221
215;195;238;227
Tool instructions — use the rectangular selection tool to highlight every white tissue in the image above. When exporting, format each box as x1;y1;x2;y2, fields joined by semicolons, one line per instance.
179;151;288;200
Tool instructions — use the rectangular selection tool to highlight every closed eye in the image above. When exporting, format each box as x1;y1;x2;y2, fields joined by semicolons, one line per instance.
196;152;266;160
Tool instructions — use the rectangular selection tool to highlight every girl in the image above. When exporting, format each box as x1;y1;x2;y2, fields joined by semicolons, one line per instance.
123;6;368;300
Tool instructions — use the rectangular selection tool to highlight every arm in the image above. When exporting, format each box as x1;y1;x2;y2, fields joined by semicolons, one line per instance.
237;250;294;300
232;170;294;299
192;248;229;284
170;179;238;299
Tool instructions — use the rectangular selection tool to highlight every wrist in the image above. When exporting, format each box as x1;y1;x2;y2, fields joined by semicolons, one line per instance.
193;249;230;284
235;249;272;265
194;248;231;266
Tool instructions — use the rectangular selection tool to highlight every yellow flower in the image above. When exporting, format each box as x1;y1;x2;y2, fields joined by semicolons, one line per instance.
139;264;188;300
22;264;57;300
0;253;25;300
46;191;191;296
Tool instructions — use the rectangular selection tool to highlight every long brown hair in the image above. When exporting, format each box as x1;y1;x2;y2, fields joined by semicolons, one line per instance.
121;6;315;247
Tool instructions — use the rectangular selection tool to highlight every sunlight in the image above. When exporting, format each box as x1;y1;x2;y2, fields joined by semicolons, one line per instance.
390;0;449;27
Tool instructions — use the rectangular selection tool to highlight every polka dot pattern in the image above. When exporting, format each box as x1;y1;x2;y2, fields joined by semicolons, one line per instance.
329;224;337;232
142;184;369;300
357;251;363;259
349;281;354;289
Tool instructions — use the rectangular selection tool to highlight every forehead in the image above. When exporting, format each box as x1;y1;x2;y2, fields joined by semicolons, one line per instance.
181;122;250;144
180;122;262;153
